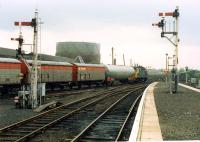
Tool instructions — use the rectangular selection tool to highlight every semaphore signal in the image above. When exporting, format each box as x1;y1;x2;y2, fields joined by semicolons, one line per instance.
11;10;41;109
152;6;180;94
14;22;32;26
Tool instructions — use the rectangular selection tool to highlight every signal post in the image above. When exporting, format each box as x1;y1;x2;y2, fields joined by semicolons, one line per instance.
12;10;41;108
153;6;180;93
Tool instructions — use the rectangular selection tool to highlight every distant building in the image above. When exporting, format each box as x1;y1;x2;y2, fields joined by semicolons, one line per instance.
0;47;74;62
0;47;16;58
56;42;100;64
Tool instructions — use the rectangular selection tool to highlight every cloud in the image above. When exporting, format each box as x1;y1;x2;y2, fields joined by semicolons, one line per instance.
41;25;173;67
0;0;200;69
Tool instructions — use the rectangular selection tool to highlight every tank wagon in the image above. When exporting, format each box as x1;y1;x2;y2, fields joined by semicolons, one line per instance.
0;58;22;94
104;65;135;85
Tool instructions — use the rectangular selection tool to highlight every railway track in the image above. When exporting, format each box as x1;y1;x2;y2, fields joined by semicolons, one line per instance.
70;87;143;142
45;85;125;103
0;84;146;142
45;88;97;104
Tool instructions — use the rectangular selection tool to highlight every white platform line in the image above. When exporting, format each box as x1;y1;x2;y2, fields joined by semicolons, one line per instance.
179;83;200;93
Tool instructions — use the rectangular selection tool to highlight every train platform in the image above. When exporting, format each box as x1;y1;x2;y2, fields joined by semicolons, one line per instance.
129;82;200;141
129;82;162;141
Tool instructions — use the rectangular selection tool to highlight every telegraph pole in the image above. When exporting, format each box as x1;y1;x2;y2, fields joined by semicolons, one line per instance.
153;6;180;93
123;54;125;66
112;47;114;65
111;47;116;65
168;56;173;94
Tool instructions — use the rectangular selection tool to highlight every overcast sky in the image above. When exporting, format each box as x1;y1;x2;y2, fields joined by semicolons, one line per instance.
0;0;199;69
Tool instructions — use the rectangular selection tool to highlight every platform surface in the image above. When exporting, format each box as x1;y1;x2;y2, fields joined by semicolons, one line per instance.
154;82;200;140
129;82;163;141
130;82;200;141
139;82;163;141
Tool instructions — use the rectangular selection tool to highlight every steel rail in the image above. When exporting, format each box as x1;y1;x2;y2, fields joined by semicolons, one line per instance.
0;85;122;133
70;87;144;142
15;88;132;142
15;86;139;142
115;93;142;141
0;84;140;142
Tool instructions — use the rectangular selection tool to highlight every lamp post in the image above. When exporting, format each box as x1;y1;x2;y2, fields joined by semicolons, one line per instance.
165;53;168;84
185;66;188;84
168;56;173;94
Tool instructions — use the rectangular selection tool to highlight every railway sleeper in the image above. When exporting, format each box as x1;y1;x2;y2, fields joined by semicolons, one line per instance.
35;118;55;121
103;114;126;119
91;126;120;132
91;128;120;135
0;132;22;137
32;137;68;142
100;119;125;123
0;137;19;141
45;127;63;131
82;135;115;141
65;106;83;109
38;116;62;119
9;129;34;133
25;123;47;127
15;126;40;131
47;112;70;117
30;121;50;124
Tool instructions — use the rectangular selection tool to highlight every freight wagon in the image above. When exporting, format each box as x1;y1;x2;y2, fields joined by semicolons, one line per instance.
71;63;106;88
0;57;148;94
0;58;22;94
24;60;73;89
